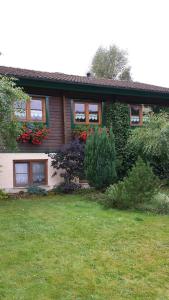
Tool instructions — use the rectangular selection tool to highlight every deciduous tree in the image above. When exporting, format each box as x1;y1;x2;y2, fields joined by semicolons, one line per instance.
90;45;132;80
0;76;29;150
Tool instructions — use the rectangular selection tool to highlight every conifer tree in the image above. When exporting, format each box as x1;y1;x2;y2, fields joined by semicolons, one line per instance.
106;157;159;209
84;128;116;189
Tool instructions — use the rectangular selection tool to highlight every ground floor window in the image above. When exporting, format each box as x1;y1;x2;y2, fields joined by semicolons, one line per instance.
14;96;46;122
13;160;48;187
74;101;102;125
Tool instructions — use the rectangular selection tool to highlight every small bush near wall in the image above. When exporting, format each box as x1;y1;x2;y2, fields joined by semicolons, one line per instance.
84;127;116;190
106;157;159;209
52;182;81;194
0;189;9;200
27;186;48;196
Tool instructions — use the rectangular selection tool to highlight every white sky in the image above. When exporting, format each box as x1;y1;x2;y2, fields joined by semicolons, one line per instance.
1;0;169;87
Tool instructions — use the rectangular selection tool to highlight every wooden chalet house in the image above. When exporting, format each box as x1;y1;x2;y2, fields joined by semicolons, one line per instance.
0;66;169;192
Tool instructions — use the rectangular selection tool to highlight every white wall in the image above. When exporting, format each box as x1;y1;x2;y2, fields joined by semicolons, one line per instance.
0;153;63;193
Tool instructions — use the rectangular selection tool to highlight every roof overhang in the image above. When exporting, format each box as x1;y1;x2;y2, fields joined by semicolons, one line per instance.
17;77;169;101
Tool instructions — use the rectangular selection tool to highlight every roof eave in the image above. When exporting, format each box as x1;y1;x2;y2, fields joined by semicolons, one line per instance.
15;77;169;100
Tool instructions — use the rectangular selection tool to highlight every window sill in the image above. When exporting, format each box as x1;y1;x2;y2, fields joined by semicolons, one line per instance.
13;185;49;189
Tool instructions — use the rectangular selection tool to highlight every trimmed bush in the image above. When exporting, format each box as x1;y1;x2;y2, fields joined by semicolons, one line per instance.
0;189;9;200
106;157;159;209
52;182;81;194
84;127;116;189
27;185;48;196
147;193;169;215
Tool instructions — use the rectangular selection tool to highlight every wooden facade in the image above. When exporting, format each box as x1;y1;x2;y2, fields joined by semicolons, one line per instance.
16;87;106;153
1;66;169;153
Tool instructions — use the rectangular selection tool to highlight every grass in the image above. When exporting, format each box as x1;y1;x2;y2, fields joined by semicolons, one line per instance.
1;195;169;299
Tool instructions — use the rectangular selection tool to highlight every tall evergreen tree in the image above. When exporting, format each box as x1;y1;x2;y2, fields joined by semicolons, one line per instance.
84;128;116;189
104;102;130;179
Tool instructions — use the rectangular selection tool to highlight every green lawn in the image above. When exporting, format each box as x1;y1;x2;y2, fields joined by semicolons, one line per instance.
1;195;169;300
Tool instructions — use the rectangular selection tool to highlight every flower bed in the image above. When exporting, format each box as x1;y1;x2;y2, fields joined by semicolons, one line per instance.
17;123;49;145
72;125;109;143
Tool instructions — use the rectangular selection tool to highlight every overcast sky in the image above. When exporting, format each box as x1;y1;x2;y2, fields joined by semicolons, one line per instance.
1;0;169;87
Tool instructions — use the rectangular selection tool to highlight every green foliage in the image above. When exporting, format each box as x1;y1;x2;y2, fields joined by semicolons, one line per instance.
104;102;130;179
106;157;159;209
27;185;48;196
0;189;9;200
141;193;169;215
128;113;169;161
72;124;102;137
84;127;116;189
127;113;169;179
52;182;81;194
0;76;29;150
153;193;169;214
49;140;85;188
90;45;132;80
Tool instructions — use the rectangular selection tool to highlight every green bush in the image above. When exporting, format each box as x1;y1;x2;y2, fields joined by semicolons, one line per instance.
127;113;169;180
0;189;9;200
106;157;159;209
84;127;116;189
52;182;81;194
104;102;130;179
148;193;169;214
27;185;48;196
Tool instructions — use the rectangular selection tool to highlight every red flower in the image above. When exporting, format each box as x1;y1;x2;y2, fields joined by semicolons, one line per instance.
79;131;87;142
17;125;49;145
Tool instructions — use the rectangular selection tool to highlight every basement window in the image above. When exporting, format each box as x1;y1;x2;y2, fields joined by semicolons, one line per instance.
13;160;48;187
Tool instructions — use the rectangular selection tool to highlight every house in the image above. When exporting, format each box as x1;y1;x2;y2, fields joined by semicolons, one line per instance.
0;66;169;193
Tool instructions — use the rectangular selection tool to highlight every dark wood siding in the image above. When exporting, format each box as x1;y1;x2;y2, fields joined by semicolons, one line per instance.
63;97;72;144
0;85;112;153
19;95;65;153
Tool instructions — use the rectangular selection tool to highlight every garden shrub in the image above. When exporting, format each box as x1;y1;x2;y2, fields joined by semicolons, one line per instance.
148;193;169;214
49;140;85;193
27;185;48;196
104;102;130;179
84;127;116;190
128;113;169;180
52;182;81;194
106;157;159;209
0;189;9;200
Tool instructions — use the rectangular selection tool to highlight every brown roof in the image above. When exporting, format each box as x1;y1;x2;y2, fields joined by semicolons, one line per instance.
0;65;169;95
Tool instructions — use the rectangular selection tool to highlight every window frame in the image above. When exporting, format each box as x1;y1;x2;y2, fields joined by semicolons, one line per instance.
15;96;46;123
13;160;48;187
73;101;102;125
129;104;143;126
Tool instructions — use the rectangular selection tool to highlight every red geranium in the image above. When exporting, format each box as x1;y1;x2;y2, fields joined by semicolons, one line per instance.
17;124;49;145
79;131;87;142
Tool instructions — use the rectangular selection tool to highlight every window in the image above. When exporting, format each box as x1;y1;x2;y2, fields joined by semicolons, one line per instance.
130;105;143;126
13;160;47;187
74;102;101;124
14;96;46;122
14;101;27;120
